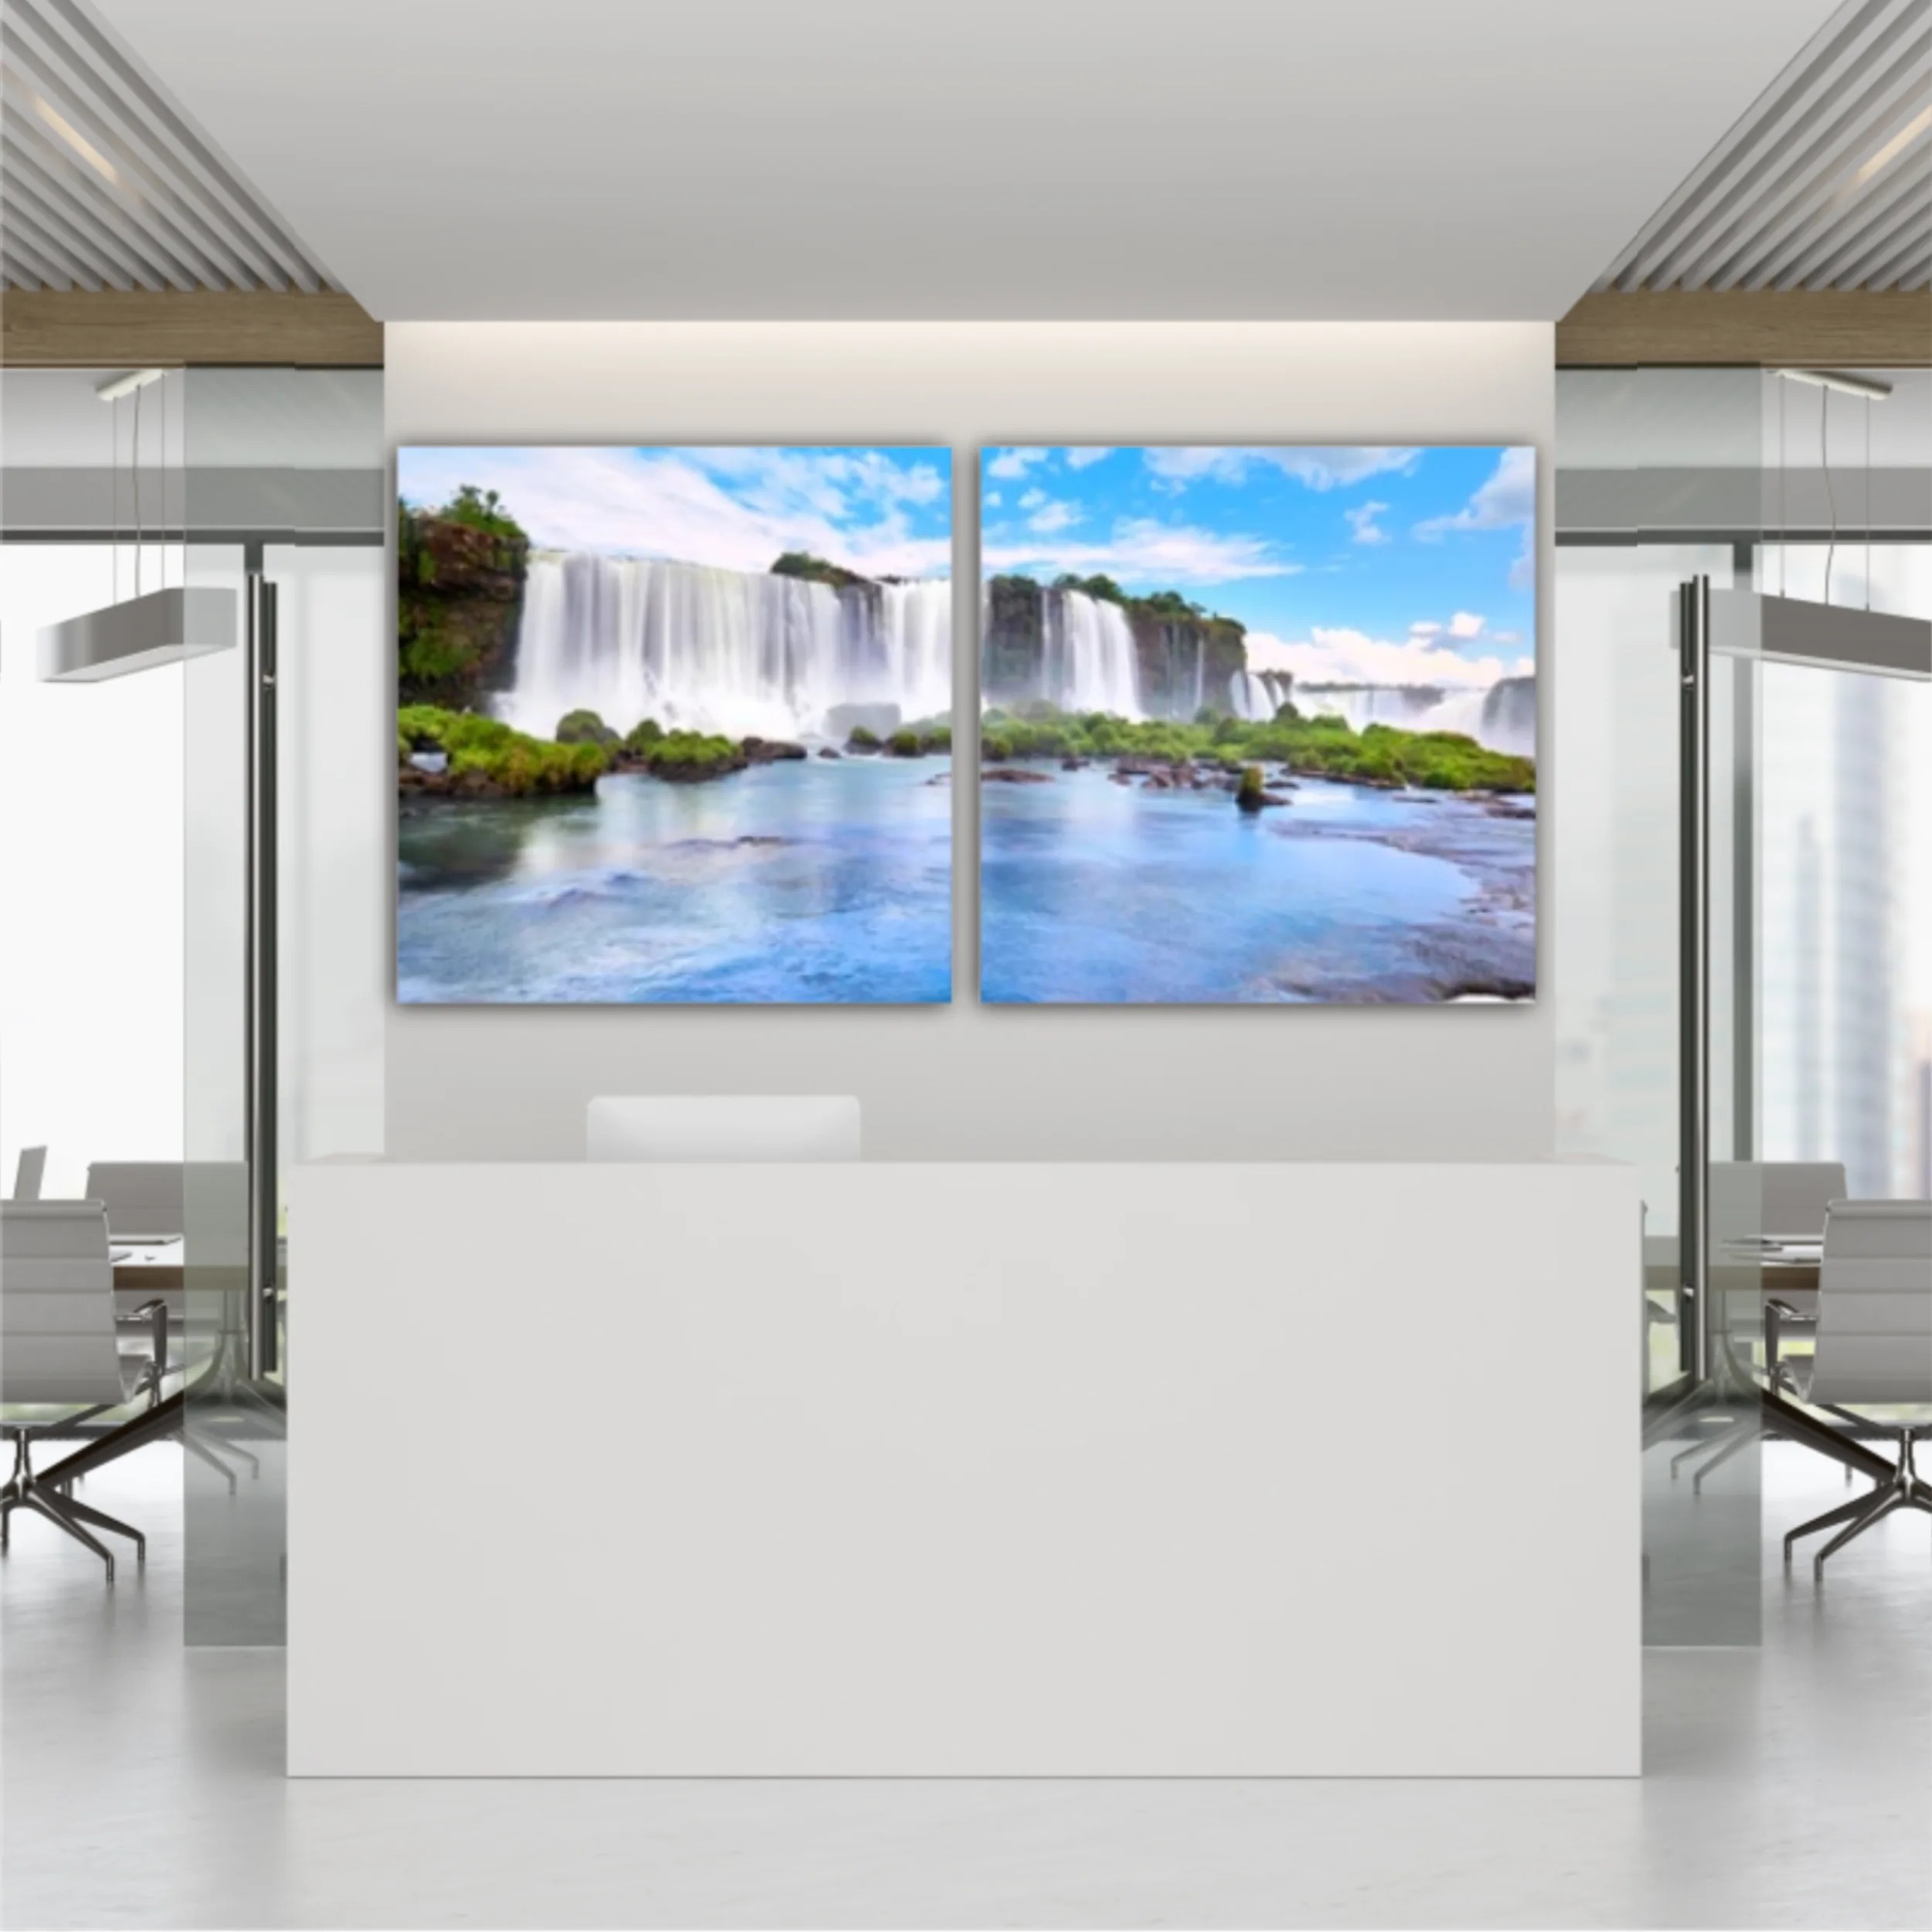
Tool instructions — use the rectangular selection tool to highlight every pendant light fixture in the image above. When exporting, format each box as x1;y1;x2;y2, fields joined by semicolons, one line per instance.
36;368;238;682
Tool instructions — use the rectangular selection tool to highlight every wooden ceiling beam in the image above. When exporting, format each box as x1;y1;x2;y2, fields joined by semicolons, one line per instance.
1;288;382;366
1557;289;1930;367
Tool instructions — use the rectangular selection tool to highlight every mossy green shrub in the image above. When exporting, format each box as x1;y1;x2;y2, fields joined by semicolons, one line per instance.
1236;764;1267;809
398;706;608;795
556;708;619;748
643;730;746;781
770;551;866;590
847;725;881;750
623;717;665;753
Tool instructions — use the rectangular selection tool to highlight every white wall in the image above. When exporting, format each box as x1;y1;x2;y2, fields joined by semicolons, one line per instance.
386;322;1556;1162
0;546;184;1198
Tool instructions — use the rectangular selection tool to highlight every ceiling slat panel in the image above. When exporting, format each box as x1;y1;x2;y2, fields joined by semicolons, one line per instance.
1;0;339;294
1609;0;1921;287
30;0;323;291
1597;0;1932;296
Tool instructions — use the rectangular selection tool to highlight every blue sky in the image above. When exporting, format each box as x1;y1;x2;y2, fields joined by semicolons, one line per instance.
397;445;952;580
982;445;1535;687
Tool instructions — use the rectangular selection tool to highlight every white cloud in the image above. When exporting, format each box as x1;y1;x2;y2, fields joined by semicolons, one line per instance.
1409;620;1443;638
1413;447;1536;588
1141;447;1420;492
397;445;950;580
1246;627;1532;689
1345;499;1390;545
1064;447;1113;469
986;515;1298;588
986;446;1049;480
1028;501;1081;534
1018;487;1047;510
1448;611;1485;639
985;491;1002;507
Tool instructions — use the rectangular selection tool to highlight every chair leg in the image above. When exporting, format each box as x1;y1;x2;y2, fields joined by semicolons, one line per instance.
180;1429;240;1495
1785;1488;1877;1562
1691;1421;1760;1495
1813;1490;1906;1577
193;1427;260;1478
21;1491;117;1580
47;1489;145;1561
1671;1415;1751;1479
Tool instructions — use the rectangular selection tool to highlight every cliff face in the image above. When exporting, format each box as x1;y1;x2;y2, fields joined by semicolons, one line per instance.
1128;612;1247;719
397;506;530;710
981;573;1046;706
980;574;1248;719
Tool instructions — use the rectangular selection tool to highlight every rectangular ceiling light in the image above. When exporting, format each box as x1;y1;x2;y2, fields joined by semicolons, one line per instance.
38;586;238;682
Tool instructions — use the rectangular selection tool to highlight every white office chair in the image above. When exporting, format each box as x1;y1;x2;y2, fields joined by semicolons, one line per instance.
1672;1161;1848;1492
85;1162;186;1241
2;1201;168;1579
85;1159;264;1490
11;1146;47;1201
1781;1200;1932;1578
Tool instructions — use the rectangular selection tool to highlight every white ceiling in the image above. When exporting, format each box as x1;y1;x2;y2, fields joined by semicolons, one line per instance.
86;0;1839;322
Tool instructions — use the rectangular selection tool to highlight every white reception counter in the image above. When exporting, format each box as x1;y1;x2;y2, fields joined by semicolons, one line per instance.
288;1158;1639;1777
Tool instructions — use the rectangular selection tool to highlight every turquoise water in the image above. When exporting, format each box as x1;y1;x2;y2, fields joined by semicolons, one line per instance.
980;767;1535;1004
398;758;952;1004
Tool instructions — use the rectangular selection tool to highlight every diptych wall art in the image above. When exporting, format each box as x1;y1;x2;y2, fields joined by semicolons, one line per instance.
978;445;1537;1004
395;446;954;1003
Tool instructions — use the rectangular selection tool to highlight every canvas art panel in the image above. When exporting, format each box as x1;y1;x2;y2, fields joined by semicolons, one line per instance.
395;445;954;1004
978;444;1536;1004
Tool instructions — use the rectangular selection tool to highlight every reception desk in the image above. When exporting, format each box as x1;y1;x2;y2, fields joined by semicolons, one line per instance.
287;1159;1638;1777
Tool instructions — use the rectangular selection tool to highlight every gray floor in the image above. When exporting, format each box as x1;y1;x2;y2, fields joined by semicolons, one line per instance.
3;1437;1928;1930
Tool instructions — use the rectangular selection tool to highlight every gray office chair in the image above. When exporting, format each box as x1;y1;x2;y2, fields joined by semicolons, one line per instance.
1781;1200;1932;1577
11;1146;47;1201
1672;1161;1848;1492
1;1201;168;1579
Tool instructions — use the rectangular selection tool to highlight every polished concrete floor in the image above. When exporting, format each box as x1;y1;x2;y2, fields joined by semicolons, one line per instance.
3;1436;1928;1930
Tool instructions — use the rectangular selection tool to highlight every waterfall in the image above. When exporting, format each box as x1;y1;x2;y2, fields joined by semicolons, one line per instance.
1296;681;1531;754
1478;675;1537;756
500;553;951;741
1227;670;1293;721
1041;588;1141;717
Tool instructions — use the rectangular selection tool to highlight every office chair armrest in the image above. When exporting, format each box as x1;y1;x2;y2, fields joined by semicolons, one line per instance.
133;1297;168;1405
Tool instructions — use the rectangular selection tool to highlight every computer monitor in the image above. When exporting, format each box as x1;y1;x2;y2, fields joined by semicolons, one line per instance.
586;1097;861;1164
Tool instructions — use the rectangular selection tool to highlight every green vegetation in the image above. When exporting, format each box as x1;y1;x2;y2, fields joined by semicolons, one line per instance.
886;717;951;757
397;490;531;709
556;708;619;749
771;551;867;591
847;725;881;750
622;716;665;754
440;484;524;543
1236;764;1267;810
641;730;744;781
977;704;1534;794
398;706;607;796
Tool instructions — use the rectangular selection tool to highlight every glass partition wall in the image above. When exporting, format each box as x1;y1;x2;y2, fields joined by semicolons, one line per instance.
1557;366;1932;1644
1;364;383;1641
181;372;386;1645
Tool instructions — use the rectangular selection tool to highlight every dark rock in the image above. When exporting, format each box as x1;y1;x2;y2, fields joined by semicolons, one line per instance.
818;747;842;760
981;766;1054;784
742;737;808;764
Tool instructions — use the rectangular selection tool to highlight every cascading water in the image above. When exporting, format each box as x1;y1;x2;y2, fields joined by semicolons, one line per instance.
500;553;952;741
1040;588;1141;717
1227;670;1294;721
1296;680;1533;755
